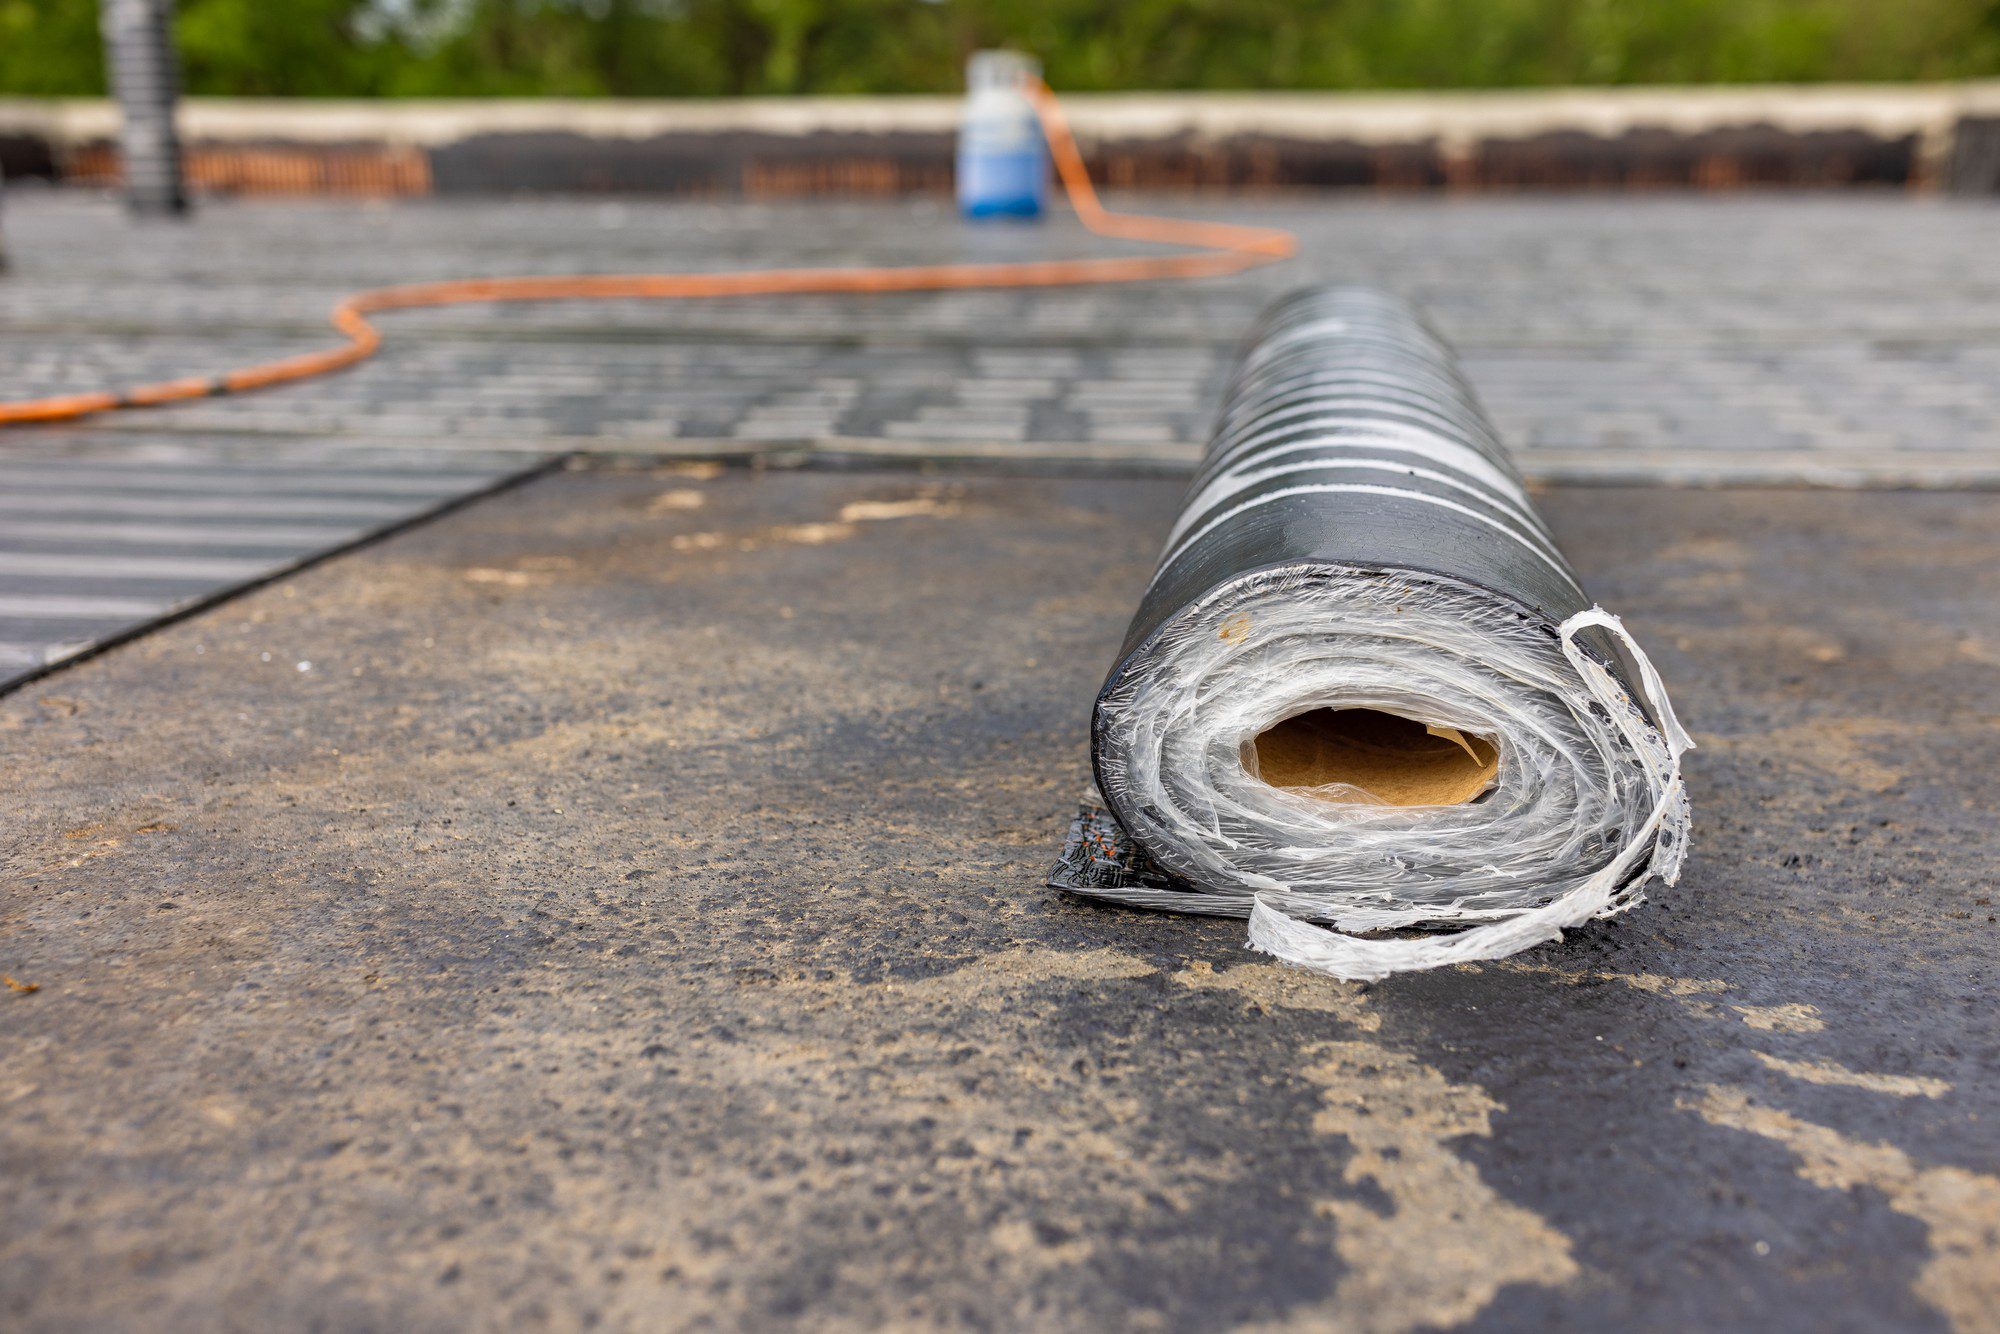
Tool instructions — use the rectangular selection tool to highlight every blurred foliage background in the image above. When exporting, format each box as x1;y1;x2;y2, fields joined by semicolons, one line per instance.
4;0;1999;97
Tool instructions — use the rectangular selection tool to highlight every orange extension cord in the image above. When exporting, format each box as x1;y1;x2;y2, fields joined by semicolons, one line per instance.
0;84;1294;429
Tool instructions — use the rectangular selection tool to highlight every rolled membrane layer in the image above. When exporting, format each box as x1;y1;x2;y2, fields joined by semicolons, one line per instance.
1077;287;1693;981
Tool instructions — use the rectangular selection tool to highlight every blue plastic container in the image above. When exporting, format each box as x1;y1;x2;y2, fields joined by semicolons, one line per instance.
957;51;1047;219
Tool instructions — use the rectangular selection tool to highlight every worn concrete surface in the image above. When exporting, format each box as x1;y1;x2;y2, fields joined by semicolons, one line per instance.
2;465;1997;1331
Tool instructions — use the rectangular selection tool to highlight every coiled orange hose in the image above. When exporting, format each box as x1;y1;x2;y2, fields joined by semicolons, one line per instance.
0;83;1294;428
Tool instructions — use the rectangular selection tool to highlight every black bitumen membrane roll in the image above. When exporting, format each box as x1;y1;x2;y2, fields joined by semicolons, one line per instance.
1050;286;1693;980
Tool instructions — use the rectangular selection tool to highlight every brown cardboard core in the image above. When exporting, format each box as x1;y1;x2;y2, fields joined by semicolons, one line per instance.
1250;708;1500;807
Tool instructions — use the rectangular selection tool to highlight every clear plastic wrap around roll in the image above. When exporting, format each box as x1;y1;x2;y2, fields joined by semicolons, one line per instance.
1062;287;1693;982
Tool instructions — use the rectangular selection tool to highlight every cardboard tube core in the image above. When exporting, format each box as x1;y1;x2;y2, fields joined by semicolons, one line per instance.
1250;708;1500;807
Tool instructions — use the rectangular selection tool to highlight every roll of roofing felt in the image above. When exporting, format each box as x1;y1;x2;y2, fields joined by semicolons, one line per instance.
1050;287;1693;981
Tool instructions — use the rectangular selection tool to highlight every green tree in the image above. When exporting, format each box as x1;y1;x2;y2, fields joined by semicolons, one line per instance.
0;0;104;95
2;0;1997;97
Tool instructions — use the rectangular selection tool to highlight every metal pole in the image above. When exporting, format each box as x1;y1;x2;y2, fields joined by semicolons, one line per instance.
99;0;187;216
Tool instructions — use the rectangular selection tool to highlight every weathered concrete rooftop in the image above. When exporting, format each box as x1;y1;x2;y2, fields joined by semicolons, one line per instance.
2;190;1998;1330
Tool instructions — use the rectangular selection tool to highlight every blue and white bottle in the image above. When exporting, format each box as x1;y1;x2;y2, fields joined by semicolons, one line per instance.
957;51;1047;220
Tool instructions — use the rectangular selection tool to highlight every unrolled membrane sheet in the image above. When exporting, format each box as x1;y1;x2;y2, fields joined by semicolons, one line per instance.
1048;286;1693;981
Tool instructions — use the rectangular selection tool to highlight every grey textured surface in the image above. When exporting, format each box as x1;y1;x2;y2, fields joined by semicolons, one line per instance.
3;466;1996;1331
0;436;544;689
6;188;1993;677
2;191;1998;484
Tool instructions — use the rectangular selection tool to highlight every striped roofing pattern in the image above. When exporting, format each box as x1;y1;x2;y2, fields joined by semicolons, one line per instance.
1119;286;1590;665
0;444;545;691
